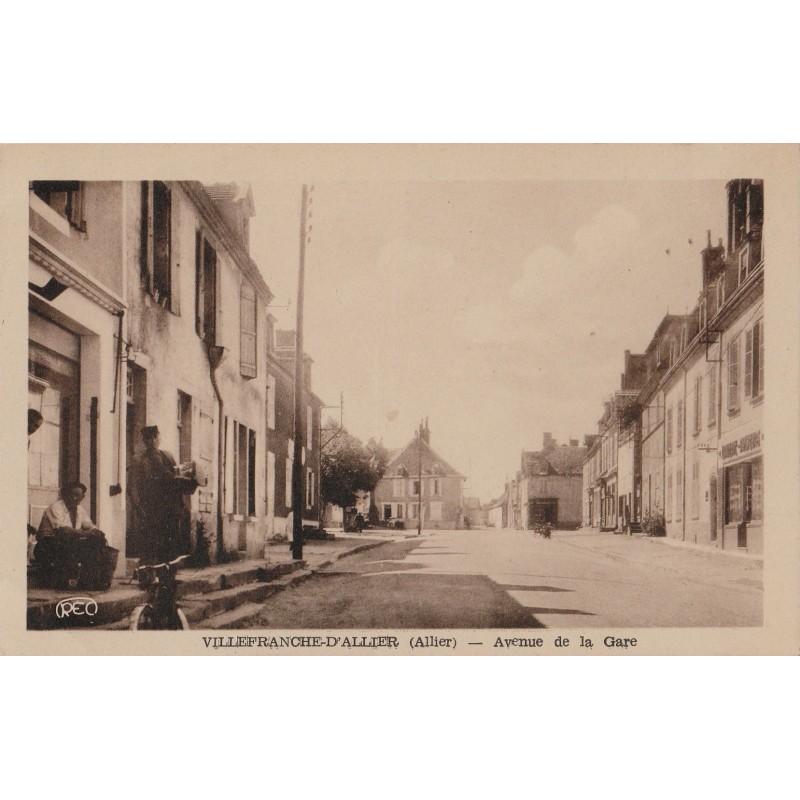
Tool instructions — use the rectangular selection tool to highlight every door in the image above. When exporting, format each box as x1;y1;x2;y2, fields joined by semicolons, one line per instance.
28;330;80;531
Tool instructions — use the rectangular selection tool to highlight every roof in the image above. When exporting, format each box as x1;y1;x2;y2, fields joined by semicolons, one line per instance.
522;444;587;477
385;435;465;479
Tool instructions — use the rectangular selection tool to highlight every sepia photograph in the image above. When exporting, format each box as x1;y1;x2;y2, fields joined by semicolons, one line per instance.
1;143;798;654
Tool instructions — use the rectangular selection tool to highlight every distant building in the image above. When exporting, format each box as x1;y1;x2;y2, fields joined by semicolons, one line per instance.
372;420;465;529
265;325;323;541
516;433;587;529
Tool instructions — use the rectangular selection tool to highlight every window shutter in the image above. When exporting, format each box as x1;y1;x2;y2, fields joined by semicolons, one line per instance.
239;281;257;378
728;338;739;411
744;328;753;398
753;320;763;397
195;230;204;337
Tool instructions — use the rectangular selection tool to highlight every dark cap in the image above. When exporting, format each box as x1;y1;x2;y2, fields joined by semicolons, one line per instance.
28;408;44;434
62;481;87;496
141;425;160;441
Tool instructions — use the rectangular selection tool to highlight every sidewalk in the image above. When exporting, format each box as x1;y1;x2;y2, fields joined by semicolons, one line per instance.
557;528;763;589
27;531;407;630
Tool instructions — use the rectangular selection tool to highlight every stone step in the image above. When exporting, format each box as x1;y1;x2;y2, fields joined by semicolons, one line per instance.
181;581;283;619
200;602;265;629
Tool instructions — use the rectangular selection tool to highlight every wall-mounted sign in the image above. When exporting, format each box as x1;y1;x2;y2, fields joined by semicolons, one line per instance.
720;430;762;462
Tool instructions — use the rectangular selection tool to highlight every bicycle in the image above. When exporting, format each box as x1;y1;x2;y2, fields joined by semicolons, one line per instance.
129;555;190;630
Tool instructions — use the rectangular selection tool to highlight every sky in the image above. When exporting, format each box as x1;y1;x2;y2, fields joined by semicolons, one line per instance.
247;179;728;503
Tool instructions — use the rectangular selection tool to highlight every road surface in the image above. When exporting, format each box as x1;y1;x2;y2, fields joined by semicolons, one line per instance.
250;528;762;628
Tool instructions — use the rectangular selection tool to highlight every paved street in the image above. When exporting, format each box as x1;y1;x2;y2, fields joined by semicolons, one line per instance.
250;528;763;629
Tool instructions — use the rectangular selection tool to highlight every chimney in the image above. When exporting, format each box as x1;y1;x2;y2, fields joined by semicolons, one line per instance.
420;418;430;444
543;432;554;451
569;438;579;447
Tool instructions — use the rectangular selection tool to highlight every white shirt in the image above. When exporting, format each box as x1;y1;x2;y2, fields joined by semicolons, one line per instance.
38;499;96;537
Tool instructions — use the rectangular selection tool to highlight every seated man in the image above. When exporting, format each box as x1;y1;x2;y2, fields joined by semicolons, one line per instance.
35;482;114;590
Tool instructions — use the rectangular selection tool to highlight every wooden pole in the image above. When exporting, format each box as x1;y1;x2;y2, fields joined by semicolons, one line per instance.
291;184;309;560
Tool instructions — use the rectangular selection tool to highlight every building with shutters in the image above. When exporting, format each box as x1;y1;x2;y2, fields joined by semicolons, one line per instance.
581;178;764;553
372;420;466;529
28;179;302;572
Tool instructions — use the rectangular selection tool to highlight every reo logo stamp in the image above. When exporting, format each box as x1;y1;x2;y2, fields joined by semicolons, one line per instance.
55;597;99;620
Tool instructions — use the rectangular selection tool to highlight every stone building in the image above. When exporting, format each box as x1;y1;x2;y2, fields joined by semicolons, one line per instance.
28;179;324;573
582;178;764;553
372;420;465;529
517;433;587;529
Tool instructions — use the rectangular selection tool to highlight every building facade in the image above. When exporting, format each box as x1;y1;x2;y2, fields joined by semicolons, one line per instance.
28;179;324;574
372;421;465;529
581;179;764;553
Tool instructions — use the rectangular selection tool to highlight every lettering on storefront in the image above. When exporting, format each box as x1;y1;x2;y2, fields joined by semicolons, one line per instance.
720;430;762;462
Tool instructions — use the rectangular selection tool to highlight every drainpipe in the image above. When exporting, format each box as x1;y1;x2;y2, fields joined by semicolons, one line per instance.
207;345;228;562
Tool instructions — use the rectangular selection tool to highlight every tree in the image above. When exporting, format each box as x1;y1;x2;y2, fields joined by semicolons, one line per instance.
320;422;387;509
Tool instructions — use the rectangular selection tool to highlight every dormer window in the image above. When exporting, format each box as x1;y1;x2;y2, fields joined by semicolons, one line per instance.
739;245;750;285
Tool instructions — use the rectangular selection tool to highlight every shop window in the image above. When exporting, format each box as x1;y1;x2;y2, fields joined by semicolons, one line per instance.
140;181;175;310
725;463;755;524
195;231;218;343
751;459;763;521
30;181;86;232
239;281;257;378
727;336;740;413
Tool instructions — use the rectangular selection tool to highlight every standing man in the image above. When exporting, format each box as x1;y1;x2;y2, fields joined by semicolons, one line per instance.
129;425;190;564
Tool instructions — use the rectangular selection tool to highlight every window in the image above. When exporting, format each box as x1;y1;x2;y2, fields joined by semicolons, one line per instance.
675;469;683;522
693;376;702;434
727;336;740;412
708;366;717;426
177;391;192;464
240;281;257;378
141;181;174;310
666;407;673;454
306;467;315;509
396;503;404;519
666;473;673;522
285;447;293;509
31;181;85;232
195;231;218;343
752;319;764;400
738;245;750;285
725;464;744;524
744;327;753;398
232;421;256;516
411;479;420;496
676;401;683;449
383;504;392;520
431;478;440;495
266;374;276;429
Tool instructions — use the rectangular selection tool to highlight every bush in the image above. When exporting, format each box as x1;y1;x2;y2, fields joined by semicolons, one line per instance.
641;510;666;537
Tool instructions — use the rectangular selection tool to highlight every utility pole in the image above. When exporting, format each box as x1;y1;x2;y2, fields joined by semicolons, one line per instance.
291;184;312;560
417;423;423;536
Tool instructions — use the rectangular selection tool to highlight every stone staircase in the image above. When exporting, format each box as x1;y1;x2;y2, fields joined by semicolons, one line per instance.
27;558;309;630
